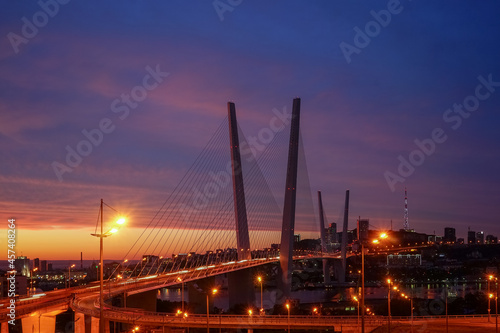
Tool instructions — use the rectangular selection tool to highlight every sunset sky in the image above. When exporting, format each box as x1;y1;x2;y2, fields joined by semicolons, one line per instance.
1;1;500;261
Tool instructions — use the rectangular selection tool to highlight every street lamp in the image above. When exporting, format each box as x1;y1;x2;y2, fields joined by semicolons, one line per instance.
444;284;448;333
312;307;318;316
387;278;392;333
285;303;290;333
496;278;498;333
353;296;360;332
489;275;494;323
206;288;218;333
359;232;389;333
30;267;38;296
90;199;126;333
68;264;75;288
257;276;263;312
178;277;185;312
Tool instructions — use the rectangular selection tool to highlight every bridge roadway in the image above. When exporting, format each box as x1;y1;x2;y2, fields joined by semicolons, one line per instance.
0;246;428;327
0;254;341;324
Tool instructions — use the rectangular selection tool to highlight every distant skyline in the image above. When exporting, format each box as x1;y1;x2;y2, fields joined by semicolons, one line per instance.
1;1;499;260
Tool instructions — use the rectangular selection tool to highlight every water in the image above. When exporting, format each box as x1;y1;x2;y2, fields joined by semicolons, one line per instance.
157;283;489;311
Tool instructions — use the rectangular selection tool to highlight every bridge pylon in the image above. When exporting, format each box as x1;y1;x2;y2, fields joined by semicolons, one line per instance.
278;98;301;300
227;101;255;307
318;190;331;284
339;189;349;283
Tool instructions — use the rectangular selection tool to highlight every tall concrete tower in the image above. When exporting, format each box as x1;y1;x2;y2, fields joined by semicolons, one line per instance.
279;98;301;299
228;102;251;261
404;187;409;231
318;191;331;284
227;102;254;307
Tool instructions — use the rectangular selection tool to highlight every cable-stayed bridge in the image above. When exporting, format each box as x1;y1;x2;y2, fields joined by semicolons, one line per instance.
0;98;431;332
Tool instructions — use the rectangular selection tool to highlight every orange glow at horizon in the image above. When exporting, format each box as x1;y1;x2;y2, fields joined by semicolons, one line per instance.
0;227;311;261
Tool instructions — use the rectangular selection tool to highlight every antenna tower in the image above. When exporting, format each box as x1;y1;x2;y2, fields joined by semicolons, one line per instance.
404;187;409;230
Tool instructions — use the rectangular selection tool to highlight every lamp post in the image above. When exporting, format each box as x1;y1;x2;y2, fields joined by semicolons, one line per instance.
359;232;388;333
496;278;498;333
178;277;185;312
286;303;290;333
489;275;494;323
445;284;448;333
68;264;75;288
206;288;218;333
410;295;414;332
387;278;392;333
90;199;126;333
257;276;263;312
353;296;360;332
361;243;365;333
30;267;38;296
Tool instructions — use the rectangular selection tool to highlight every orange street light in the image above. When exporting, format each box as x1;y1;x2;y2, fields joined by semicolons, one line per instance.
286;303;290;333
206;288;218;333
90;199;127;333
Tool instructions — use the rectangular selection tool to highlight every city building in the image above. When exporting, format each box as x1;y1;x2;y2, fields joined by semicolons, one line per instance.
357;219;369;243
0;275;27;297
33;258;40;270
467;230;476;244
476;231;485;244
294;234;301;243
41;260;47;272
443;227;456;243
486;235;498;244
14;256;30;277
327;223;337;244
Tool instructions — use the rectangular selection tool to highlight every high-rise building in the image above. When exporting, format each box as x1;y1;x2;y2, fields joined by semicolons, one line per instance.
467;230;476;244
486;235;498;244
14;256;30;277
33;258;40;270
476;231;484;244
443;227;456;243
327;223;337;244
0;275;27;297
40;260;47;272
357;219;370;243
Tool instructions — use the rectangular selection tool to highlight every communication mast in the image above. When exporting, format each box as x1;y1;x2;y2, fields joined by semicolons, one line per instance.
404;187;409;231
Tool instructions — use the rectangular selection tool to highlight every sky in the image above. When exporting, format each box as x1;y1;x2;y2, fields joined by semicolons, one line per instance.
1;0;500;261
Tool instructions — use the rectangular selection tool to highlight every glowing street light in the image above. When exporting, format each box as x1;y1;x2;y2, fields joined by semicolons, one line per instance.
353;296;360;331
387;278;392;333
178;277;185;311
67;264;75;288
360;232;390;333
489;275;495;323
257;276;263;312
30;267;38;296
90;199;126;333
206;288;218;333
286;303;290;333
